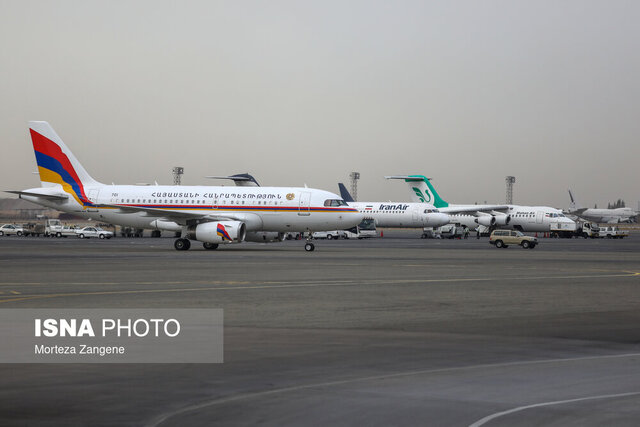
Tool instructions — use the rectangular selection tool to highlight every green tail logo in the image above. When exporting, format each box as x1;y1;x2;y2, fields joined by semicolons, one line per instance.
412;187;431;203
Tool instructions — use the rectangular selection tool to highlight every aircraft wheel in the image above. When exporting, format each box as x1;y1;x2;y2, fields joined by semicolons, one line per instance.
304;242;315;252
174;238;191;251
203;242;219;250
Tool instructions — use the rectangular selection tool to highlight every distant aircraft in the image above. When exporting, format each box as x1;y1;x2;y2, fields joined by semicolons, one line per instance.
337;183;450;229
8;122;362;252
568;190;637;223
386;175;576;234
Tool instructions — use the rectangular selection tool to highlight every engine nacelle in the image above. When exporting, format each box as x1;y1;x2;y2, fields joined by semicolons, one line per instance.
475;215;496;227
149;219;182;232
186;221;246;244
244;232;286;243
492;213;511;226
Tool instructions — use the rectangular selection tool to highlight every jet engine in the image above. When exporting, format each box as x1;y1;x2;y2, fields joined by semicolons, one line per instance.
245;231;286;243
186;221;246;244
491;213;511;226
474;215;496;227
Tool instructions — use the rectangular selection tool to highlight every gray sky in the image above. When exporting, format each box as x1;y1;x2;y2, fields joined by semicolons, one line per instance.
1;0;638;209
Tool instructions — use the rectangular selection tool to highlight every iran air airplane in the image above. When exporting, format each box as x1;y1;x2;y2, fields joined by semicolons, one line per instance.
386;175;576;233
8;122;362;251
568;190;637;223
338;183;450;229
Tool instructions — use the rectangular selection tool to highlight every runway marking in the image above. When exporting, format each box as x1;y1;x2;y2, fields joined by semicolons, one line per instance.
468;391;640;427
0;272;638;304
145;352;640;427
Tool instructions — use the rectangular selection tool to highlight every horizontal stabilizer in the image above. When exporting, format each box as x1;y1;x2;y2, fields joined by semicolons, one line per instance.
385;175;432;182
5;190;68;200
205;173;260;187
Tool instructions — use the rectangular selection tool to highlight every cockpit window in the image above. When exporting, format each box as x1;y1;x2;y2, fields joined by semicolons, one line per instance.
324;199;348;207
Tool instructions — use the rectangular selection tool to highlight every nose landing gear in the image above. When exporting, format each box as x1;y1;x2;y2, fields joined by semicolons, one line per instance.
304;230;315;251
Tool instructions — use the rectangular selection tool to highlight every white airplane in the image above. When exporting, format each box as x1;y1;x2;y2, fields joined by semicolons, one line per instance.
8;122;363;252
568;190;637;223
386;175;576;233
338;183;450;229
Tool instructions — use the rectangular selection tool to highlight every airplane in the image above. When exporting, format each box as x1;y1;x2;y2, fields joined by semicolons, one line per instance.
386;175;576;233
568;190;637;223
337;183;450;230
8;122;363;252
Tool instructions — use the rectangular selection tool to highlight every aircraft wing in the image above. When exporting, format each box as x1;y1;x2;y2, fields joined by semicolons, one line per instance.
440;205;509;215
101;204;255;224
5;190;69;200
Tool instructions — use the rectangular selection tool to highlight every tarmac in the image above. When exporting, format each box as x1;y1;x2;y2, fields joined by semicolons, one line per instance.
0;231;639;426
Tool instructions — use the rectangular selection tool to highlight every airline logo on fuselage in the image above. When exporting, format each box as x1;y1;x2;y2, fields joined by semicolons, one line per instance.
378;204;409;211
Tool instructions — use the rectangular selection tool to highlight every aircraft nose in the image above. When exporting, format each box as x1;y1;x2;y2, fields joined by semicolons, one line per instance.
346;210;364;226
425;213;450;227
435;213;450;226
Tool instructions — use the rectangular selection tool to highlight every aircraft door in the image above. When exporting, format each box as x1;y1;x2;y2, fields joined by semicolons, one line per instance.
412;206;419;224
536;211;544;224
298;192;311;216
86;189;100;212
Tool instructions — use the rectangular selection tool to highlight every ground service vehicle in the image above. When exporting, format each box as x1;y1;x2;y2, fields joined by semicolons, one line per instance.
344;219;377;239
312;230;346;240
599;226;628;239
0;224;24;236
22;223;45;237
489;229;538;249
44;219;64;237
575;221;599;238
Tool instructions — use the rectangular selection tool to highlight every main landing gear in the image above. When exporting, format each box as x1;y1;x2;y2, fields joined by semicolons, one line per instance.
174;238;191;251
304;232;315;252
203;242;219;250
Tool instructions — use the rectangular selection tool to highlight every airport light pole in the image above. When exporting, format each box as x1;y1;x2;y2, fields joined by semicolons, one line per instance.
505;176;515;204
349;172;360;202
173;167;184;186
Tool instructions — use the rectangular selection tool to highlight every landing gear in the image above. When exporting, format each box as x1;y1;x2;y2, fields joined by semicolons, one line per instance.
304;242;315;252
174;238;191;251
203;242;219;250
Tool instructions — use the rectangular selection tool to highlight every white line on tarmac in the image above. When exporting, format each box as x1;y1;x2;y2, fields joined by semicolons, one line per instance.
1;272;638;304
146;352;640;427
468;391;640;427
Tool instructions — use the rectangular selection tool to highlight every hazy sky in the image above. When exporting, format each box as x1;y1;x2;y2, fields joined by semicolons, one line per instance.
1;1;638;209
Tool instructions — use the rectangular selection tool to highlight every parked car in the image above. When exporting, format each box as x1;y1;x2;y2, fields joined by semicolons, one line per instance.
489;229;538;249
0;224;24;236
75;226;114;239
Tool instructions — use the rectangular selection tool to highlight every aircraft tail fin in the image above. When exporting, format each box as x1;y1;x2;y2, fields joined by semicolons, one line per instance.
28;121;100;206
567;189;582;211
385;175;449;208
338;183;355;202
